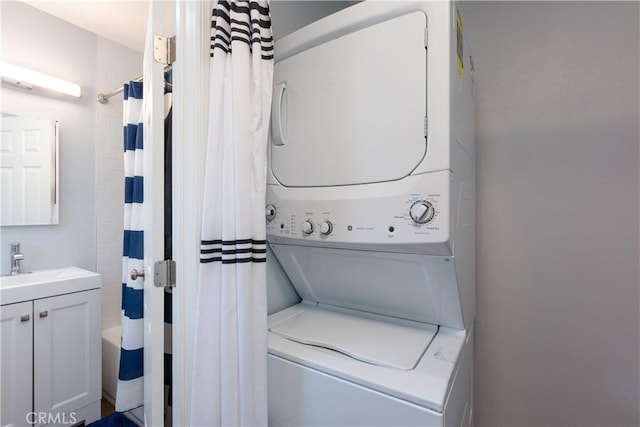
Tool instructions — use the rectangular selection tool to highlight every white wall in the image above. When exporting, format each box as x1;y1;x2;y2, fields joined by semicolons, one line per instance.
1;1;97;275
462;2;640;426
1;2;143;331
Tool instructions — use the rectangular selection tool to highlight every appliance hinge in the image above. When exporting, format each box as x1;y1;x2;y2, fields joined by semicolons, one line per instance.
424;28;428;48
154;259;176;288
424;116;428;138
154;35;176;66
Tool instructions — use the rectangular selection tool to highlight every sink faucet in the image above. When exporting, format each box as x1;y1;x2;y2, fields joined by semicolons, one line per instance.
10;243;24;275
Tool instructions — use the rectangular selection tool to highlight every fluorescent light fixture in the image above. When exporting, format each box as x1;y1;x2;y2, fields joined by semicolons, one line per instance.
0;63;82;98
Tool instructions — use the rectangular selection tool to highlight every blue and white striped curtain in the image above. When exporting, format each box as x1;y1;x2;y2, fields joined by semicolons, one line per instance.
117;81;144;412
190;1;274;425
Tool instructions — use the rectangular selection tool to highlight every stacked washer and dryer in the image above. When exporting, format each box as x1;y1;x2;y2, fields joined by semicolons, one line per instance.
265;1;475;425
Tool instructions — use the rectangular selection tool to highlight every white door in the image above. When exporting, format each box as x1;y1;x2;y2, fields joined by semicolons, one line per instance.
142;1;174;425
0;301;33;427
0;116;57;225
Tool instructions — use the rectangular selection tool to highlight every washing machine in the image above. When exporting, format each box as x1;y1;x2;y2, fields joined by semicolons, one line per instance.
266;1;475;425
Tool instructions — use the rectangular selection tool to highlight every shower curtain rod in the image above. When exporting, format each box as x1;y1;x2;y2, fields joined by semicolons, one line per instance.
97;75;142;104
97;75;172;104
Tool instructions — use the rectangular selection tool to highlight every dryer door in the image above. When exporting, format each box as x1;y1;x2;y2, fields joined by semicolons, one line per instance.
271;11;427;187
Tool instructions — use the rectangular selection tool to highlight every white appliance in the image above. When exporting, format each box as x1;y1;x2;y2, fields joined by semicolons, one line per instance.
266;1;475;425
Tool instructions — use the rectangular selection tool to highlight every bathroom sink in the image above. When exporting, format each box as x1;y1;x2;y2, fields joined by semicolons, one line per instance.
0;266;101;305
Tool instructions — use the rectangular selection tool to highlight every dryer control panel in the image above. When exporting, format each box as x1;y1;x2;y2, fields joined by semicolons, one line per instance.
266;170;452;255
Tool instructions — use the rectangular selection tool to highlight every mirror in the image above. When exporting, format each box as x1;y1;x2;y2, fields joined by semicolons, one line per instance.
0;113;59;226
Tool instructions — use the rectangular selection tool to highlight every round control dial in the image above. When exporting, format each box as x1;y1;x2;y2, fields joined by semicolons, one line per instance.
265;204;276;221
302;220;314;234
320;221;333;235
409;200;435;224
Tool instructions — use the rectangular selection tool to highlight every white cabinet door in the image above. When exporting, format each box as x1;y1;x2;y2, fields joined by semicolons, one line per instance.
1;301;33;427
33;290;101;426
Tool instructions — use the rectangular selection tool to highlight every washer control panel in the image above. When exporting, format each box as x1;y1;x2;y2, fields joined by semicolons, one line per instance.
266;170;451;249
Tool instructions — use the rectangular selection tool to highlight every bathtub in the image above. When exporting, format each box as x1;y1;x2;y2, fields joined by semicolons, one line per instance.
102;325;144;424
102;325;121;405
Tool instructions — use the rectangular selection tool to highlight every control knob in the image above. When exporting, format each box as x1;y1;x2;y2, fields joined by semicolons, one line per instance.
302;220;314;234
265;204;276;221
320;221;333;235
409;200;435;224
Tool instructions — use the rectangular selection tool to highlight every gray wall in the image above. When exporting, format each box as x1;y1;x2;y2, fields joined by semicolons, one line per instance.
462;2;640;426
271;1;358;40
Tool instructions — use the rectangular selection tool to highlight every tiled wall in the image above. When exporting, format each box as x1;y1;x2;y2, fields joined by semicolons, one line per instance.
95;38;143;330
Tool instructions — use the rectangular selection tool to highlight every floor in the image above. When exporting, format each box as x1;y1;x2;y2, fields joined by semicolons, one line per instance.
101;398;115;418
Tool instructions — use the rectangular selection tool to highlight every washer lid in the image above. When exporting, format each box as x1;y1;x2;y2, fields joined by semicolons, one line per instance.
269;305;437;370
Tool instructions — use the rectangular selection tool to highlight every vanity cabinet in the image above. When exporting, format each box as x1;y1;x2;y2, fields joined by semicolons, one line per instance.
1;288;101;427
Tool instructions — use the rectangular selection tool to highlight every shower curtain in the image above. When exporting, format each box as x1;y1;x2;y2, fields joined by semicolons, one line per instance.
117;81;145;412
191;0;274;425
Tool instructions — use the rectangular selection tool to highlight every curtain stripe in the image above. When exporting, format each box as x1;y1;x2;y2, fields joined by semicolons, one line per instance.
118;348;144;380
200;257;267;264
124;125;144;150
200;248;267;254
201;238;267;245
124;177;144;203
122;230;144;259
121;285;143;319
